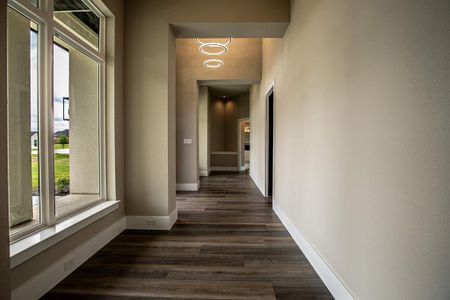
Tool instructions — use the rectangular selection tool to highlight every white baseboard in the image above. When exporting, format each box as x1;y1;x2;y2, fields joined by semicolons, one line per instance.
199;170;210;177
250;172;265;196
210;166;239;171
126;208;178;230
12;217;126;300
273;204;355;300
176;182;199;191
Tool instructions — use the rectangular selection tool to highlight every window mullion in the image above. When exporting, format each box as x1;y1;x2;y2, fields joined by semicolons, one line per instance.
7;0;47;22
40;0;56;226
52;21;105;63
98;2;106;56
99;5;107;200
99;61;107;200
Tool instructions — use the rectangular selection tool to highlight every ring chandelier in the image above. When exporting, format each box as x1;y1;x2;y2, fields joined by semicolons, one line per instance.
199;42;227;56
204;59;224;69
196;38;232;69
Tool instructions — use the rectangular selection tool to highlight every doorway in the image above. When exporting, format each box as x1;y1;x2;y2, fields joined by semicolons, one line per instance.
197;82;251;175
266;88;274;197
238;118;250;171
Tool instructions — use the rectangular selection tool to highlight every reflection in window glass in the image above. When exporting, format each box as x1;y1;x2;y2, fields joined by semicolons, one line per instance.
29;0;38;7
53;36;100;218
53;0;100;50
7;8;41;235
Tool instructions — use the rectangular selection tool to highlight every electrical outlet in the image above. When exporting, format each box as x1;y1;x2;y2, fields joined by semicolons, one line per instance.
64;257;76;272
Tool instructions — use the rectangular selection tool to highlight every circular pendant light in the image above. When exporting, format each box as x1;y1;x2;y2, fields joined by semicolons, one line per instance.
196;38;232;56
196;38;232;46
204;59;224;68
196;38;231;69
199;42;228;56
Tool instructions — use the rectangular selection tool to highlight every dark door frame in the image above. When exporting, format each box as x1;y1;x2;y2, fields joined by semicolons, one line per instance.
265;84;274;198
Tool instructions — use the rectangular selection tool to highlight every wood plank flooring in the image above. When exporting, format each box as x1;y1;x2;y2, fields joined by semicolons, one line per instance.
42;172;333;299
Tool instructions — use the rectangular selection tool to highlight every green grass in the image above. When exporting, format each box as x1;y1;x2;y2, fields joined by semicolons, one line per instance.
31;153;69;191
54;154;70;181
54;143;70;150
31;155;39;192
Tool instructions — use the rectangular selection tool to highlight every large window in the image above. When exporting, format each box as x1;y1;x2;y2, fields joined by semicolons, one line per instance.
7;0;106;240
52;36;101;218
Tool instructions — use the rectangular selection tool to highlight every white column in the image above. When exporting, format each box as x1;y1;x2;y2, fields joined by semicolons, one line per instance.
69;47;99;194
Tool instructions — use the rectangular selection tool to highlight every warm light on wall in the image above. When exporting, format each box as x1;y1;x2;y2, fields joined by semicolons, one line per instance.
244;126;250;133
196;38;232;69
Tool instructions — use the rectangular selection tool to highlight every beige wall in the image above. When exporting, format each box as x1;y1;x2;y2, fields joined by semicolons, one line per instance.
251;0;450;299
209;97;225;152
124;0;288;209
224;93;249;152
176;39;260;184
0;0;11;298
124;1;175;215
9;0;125;290
249;39;281;192
209;95;250;152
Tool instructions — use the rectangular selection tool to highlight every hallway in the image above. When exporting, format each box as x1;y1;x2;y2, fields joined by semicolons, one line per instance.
43;173;332;299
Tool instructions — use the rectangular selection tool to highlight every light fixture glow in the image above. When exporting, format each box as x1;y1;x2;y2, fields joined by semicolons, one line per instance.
196;38;232;46
196;38;231;69
204;59;224;69
199;43;228;56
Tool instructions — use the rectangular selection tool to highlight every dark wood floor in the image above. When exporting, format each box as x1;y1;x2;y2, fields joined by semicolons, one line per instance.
43;172;332;299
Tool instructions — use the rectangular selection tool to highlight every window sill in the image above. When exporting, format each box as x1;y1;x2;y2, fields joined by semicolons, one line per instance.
10;200;120;268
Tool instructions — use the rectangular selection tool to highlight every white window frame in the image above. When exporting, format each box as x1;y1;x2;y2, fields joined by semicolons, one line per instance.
7;0;108;242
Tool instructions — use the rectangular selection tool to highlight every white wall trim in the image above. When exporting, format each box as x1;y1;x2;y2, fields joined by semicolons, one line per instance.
176;182;199;191
126;208;178;230
250;171;265;196
265;79;275;96
210;166;239;171
211;151;239;155
12;217;126;300
199;170;210;176
273;203;356;300
10;200;120;268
